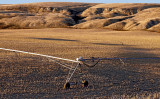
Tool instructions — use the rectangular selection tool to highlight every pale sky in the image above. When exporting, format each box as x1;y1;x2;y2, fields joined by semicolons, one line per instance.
0;0;160;4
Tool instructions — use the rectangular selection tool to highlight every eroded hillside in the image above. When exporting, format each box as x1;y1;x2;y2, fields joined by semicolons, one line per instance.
0;2;97;29
1;2;160;32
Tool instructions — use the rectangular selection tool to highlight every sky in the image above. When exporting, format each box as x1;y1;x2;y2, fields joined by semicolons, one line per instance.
0;0;160;4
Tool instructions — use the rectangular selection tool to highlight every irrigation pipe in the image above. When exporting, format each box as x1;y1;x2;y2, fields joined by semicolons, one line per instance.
0;48;79;63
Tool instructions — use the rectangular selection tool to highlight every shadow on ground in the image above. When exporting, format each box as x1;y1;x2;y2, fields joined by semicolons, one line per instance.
92;43;124;46
31;37;79;42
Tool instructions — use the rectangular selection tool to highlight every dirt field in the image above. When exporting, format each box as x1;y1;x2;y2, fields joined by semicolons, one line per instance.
0;28;160;98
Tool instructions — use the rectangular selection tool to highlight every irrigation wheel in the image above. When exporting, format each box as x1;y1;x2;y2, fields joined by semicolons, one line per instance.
81;80;88;88
64;82;70;89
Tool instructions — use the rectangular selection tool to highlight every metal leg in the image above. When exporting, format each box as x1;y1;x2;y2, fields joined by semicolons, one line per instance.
119;58;125;65
66;63;80;83
14;51;20;59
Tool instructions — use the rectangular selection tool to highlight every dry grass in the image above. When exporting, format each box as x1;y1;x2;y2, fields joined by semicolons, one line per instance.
1;3;160;32
0;28;160;98
0;2;97;11
0;28;160;58
0;2;97;29
77;3;160;32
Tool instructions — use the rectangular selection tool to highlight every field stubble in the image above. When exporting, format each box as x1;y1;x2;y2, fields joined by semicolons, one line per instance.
0;28;160;98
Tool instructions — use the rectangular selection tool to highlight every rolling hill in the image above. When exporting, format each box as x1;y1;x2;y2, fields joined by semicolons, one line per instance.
0;2;160;32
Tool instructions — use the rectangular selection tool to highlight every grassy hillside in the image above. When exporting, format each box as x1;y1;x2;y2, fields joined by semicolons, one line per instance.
0;2;97;29
1;3;160;32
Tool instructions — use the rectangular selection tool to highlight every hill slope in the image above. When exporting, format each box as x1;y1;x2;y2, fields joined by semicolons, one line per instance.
0;2;97;29
1;2;160;32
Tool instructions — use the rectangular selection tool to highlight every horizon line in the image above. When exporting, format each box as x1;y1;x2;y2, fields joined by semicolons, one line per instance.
0;1;160;5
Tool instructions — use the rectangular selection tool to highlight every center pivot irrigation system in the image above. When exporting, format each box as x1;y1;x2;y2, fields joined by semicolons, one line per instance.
0;48;160;89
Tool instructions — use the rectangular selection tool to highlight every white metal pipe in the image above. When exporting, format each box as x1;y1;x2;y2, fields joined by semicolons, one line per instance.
0;48;80;63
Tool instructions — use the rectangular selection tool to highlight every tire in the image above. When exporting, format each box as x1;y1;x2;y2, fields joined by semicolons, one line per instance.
82;80;88;88
64;82;70;89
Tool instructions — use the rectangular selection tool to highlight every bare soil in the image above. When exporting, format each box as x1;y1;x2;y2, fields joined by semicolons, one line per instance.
0;28;160;98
